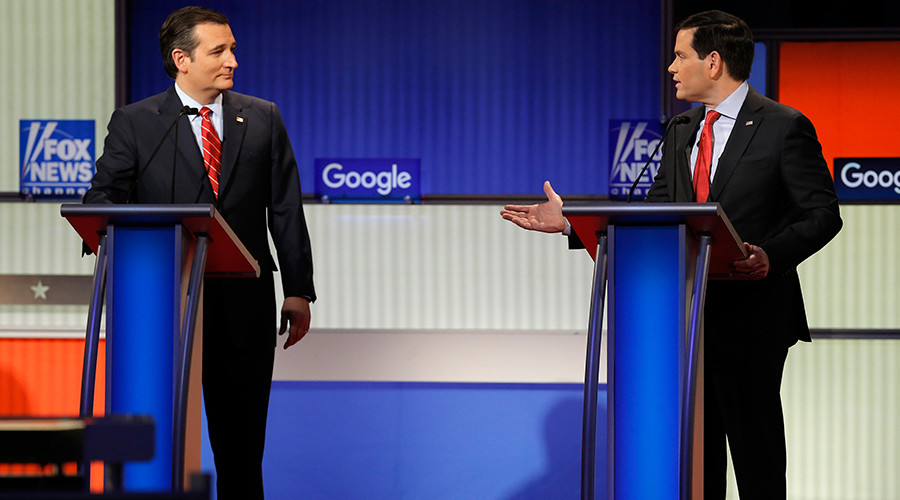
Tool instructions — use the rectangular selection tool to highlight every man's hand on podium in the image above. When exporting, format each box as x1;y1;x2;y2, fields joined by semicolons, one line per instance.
730;242;770;280
279;296;311;349
500;181;568;233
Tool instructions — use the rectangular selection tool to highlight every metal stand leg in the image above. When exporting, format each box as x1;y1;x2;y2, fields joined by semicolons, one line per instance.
80;234;108;418
79;234;107;491
172;235;208;492
679;234;711;500
581;233;608;500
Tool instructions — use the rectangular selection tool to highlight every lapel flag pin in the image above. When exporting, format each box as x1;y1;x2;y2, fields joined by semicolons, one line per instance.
745;120;753;126
236;116;244;123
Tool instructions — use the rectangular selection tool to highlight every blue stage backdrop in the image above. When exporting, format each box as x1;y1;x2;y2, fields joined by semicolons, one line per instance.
126;0;661;196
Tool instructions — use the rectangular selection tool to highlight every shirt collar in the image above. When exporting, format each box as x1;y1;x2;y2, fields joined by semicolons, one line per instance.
707;81;749;120
174;83;224;117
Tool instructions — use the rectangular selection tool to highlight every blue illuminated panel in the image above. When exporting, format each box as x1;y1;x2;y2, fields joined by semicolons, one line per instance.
108;226;180;491
609;225;683;498
128;0;661;196
749;42;767;96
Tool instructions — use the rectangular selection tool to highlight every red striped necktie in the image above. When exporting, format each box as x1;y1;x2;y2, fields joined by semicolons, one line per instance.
199;106;222;198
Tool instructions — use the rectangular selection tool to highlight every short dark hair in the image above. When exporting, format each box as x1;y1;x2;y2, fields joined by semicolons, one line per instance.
675;10;754;82
159;6;229;79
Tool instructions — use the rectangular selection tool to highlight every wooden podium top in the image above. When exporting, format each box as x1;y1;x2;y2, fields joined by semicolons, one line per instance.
563;201;748;278
61;204;259;277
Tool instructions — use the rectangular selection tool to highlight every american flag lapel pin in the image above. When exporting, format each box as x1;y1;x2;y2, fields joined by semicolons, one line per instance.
745;120;753;126
236;116;244;123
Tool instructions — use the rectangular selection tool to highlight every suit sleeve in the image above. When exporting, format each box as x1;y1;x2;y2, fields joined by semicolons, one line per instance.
267;102;317;302
84;108;139;204
759;112;842;275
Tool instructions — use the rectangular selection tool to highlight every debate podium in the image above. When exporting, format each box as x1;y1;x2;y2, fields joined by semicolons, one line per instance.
61;204;259;493
562;202;746;500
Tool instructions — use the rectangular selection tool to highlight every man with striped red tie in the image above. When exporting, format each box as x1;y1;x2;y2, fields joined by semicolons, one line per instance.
85;6;315;499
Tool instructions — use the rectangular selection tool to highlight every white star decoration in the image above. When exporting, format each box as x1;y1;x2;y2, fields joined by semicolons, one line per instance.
30;280;49;300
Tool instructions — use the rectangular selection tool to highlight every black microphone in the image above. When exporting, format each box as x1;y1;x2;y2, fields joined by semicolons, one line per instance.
626;115;691;203
126;105;198;203
170;106;200;203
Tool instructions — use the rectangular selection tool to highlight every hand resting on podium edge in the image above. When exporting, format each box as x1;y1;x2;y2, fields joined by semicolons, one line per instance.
729;242;770;280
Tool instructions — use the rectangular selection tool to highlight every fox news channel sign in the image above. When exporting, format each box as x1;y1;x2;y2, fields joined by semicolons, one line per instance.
608;119;663;200
20;120;95;198
835;158;900;202
314;159;420;202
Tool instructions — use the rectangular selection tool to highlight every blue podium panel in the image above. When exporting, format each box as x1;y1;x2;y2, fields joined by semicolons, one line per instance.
608;225;686;499
107;226;181;491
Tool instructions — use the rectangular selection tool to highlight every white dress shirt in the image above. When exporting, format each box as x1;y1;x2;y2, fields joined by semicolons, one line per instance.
174;83;225;154
689;81;750;183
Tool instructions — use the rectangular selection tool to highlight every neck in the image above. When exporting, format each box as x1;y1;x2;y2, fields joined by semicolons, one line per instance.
703;79;742;109
175;82;221;105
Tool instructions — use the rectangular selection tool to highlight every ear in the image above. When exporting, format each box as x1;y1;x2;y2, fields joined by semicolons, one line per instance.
707;51;725;79
172;48;191;74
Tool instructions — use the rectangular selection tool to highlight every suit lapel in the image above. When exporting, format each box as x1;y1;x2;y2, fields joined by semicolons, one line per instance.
218;92;247;201
158;88;204;175
675;106;705;202
709;88;765;201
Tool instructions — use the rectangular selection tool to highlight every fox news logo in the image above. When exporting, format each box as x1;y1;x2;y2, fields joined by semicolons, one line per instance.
608;119;663;200
314;159;420;201
835;158;900;202
20;120;95;198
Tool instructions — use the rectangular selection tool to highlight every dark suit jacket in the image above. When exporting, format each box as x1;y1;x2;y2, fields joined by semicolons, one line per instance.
646;86;841;346
85;86;315;302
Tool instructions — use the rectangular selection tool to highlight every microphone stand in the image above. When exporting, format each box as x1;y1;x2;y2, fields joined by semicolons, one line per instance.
126;105;198;203
626;115;690;203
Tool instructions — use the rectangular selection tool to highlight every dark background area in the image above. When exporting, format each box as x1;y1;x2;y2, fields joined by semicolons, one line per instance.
674;0;900;29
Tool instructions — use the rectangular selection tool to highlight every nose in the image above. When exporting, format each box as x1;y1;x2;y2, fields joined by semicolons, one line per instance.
225;50;238;69
667;59;676;74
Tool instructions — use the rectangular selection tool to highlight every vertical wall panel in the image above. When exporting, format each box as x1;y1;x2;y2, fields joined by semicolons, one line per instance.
2;203;898;333
799;205;900;329
783;340;900;499
0;0;115;191
299;204;595;330
0;202;95;327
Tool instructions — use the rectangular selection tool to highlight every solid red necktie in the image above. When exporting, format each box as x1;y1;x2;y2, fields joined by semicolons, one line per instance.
693;109;721;202
199;107;222;198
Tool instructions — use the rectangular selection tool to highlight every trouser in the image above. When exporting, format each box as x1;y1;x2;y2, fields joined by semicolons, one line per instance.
202;273;277;500
703;333;790;500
